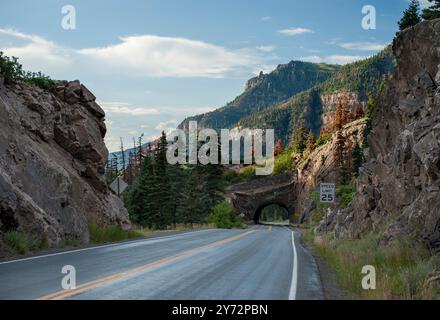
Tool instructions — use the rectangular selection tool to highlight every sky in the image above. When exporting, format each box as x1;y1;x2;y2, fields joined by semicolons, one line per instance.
0;0;431;151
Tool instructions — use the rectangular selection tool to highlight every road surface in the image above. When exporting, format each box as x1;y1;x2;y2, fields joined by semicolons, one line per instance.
0;225;323;300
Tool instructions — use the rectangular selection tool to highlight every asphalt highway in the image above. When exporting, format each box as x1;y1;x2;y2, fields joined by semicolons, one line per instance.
0;225;323;300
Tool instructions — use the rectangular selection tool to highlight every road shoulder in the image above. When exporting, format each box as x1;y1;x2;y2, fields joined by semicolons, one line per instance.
297;229;348;300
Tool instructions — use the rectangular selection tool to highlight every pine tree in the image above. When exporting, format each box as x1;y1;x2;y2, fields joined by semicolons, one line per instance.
398;0;421;32
306;131;315;151
292;127;307;154
126;155;155;226
334;129;349;184
151;131;172;229
351;142;363;178
363;93;376;148
422;0;440;20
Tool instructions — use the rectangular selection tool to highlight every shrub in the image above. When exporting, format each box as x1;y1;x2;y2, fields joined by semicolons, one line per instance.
315;133;331;147
336;184;356;208
88;224;143;244
4;231;47;255
273;149;293;174
239;165;256;181
206;201;243;229
0;51;56;91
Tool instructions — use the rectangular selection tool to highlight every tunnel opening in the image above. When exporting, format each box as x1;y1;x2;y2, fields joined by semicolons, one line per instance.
254;203;290;224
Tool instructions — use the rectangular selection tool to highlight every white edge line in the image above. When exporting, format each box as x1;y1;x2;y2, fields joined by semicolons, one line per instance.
0;229;216;265
287;228;298;300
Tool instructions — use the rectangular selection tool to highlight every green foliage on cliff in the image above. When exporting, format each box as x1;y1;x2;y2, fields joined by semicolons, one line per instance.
422;0;440;20
0;51;56;91
398;0;422;32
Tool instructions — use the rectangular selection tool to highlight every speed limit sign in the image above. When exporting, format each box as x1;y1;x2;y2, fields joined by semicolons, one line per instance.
320;183;335;203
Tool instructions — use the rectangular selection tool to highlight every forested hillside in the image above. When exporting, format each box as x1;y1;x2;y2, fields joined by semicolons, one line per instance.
237;47;395;145
179;61;339;130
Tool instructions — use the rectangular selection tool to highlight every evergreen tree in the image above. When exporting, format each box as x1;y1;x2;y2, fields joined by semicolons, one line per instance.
363;93;376;148
306;131;315;151
422;0;440;20
398;0;421;32
334;129;349;184
292;127;307;154
351;142;363;178
125;155;155;227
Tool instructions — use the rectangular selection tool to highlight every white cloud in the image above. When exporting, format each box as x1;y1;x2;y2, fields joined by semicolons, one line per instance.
260;16;272;21
98;101;160;116
278;28;314;36
300;55;366;65
78;35;264;78
338;42;387;51
0;28;72;74
256;45;276;52
0;28;271;79
155;119;178;131
416;0;432;9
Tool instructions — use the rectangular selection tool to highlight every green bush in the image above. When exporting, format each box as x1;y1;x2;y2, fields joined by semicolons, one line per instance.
315;133;331;147
206;201;243;229
273;149;293;174
238;165;257;181
0;51;56;91
4;231;47;255
336;184;356;208
88;224;143;244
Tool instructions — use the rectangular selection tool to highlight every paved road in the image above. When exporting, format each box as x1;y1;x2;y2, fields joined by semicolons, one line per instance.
0;226;323;300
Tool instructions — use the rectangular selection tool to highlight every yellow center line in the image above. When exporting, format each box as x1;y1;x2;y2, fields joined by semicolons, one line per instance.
36;229;256;300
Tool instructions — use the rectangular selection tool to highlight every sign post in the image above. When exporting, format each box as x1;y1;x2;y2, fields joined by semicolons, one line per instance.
319;182;335;203
319;182;335;233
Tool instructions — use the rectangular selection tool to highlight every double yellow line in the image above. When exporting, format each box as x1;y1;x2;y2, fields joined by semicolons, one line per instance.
37;230;256;300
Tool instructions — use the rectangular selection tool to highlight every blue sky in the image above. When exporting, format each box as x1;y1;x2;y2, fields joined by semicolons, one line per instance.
0;0;429;151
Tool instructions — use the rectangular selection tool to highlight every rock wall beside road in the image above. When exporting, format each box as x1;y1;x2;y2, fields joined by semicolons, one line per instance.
328;19;440;247
0;79;130;256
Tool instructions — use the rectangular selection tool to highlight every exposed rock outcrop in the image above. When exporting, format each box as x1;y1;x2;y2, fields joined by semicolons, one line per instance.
0;79;130;256
327;19;440;248
296;119;367;222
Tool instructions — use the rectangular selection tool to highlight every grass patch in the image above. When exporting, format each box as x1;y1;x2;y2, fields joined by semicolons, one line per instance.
88;224;144;244
4;231;48;255
304;229;440;299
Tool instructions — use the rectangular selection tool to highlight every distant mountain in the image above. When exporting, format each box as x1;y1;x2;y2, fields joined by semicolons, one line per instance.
179;61;339;130
236;47;395;144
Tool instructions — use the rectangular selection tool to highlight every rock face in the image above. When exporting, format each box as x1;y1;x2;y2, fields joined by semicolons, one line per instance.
0;80;130;255
296;119;367;222
328;19;440;248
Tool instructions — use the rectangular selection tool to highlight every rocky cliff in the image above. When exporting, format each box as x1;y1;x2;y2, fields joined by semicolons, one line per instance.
325;19;440;248
0;79;130;256
296;118;367;221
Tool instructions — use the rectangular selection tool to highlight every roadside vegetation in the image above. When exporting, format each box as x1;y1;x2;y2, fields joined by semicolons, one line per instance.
206;201;243;229
303;229;440;299
0;51;57;91
88;224;144;244
3;231;48;255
